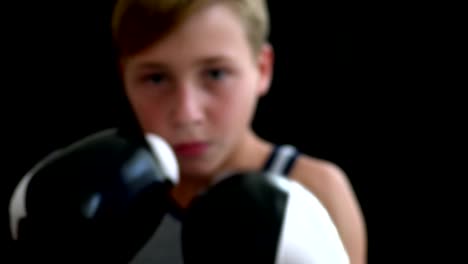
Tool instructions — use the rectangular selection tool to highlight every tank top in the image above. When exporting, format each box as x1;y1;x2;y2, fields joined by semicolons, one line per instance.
129;145;300;264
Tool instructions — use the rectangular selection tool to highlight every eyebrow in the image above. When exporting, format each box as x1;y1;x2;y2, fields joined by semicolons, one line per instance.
135;55;233;71
135;62;167;71
195;55;233;65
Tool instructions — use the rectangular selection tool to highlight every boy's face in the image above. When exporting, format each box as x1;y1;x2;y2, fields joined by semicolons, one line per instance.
120;3;273;178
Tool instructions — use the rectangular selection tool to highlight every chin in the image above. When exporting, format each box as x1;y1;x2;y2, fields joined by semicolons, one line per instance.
179;162;218;181
177;148;226;180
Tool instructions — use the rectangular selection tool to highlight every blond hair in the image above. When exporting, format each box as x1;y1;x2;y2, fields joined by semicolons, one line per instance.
112;0;270;59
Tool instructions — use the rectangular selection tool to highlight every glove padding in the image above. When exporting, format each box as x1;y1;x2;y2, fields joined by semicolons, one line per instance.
182;171;349;264
9;128;178;263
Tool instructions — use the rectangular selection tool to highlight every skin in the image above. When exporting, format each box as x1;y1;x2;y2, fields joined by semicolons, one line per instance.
120;3;367;264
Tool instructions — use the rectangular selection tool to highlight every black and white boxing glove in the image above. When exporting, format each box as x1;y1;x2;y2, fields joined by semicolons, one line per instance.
9;128;179;263
181;171;349;264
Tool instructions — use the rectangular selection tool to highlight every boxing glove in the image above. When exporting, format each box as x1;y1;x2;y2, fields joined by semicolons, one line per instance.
9;128;179;263
181;171;349;264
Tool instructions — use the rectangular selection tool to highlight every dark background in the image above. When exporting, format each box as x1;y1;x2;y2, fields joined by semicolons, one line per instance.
1;1;462;262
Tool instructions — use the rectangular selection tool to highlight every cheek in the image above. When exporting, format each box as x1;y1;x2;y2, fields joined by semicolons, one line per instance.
211;87;257;132
125;88;166;133
122;70;167;134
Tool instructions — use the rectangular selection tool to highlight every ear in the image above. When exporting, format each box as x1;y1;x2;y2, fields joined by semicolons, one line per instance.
117;58;131;90
118;59;126;77
256;43;274;96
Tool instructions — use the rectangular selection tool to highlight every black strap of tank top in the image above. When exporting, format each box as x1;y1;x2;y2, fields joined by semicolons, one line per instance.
262;145;300;177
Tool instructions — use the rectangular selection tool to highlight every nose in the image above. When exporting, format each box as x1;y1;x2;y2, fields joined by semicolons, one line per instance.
172;85;204;127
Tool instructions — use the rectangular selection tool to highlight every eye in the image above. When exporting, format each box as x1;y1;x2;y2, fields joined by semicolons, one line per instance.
138;72;167;86
148;73;166;84
206;68;227;81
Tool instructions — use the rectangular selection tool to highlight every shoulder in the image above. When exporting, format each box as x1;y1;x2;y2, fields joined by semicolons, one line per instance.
289;155;351;199
289;154;368;264
288;155;356;217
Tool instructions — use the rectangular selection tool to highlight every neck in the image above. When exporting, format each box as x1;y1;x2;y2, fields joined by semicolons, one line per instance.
220;130;272;174
171;130;273;208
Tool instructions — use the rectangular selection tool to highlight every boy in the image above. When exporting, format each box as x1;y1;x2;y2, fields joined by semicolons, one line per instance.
112;0;367;263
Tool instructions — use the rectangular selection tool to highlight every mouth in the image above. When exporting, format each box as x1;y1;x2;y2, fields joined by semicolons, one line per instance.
172;141;210;157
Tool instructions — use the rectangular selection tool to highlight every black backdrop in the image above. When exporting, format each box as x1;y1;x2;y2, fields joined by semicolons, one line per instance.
1;1;462;263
